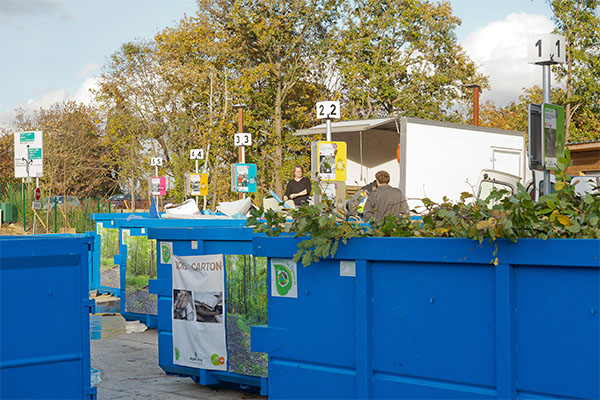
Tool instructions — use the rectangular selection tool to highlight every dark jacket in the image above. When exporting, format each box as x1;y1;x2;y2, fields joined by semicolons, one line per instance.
363;184;409;223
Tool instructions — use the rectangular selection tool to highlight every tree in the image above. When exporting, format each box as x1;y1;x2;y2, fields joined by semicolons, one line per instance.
197;0;340;196
549;0;600;141
333;0;488;120
0;103;114;198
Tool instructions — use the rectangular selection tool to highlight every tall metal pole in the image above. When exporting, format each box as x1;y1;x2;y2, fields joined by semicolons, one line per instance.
326;119;332;141
235;105;246;200
542;65;551;196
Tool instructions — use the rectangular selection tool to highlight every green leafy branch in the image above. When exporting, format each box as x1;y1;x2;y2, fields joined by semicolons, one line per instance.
248;152;599;266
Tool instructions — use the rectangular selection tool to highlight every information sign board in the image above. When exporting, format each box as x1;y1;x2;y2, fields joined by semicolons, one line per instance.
542;103;565;169
189;173;209;196
14;131;43;178
150;177;167;196
231;164;257;193
314;141;347;181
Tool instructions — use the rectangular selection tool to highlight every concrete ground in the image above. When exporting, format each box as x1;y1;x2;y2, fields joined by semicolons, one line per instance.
91;324;266;400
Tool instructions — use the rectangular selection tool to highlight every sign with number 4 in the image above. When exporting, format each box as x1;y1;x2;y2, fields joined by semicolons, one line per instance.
316;101;341;120
234;133;252;147
151;157;163;166
190;149;204;160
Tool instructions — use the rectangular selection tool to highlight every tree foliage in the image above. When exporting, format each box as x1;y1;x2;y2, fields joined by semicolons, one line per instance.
549;0;600;141
334;0;488;120
0;102;114;197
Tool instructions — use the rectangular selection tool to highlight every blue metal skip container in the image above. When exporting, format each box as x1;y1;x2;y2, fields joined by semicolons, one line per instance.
147;225;268;395
252;236;600;399
114;217;249;328
91;212;150;295
0;234;96;399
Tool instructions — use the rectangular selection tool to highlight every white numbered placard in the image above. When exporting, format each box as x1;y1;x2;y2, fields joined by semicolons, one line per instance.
190;149;204;160
234;133;252;147
527;34;566;65
316;101;341;120
151;157;163;166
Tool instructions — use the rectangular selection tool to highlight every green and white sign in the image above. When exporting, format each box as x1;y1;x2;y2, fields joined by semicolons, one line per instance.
20;131;35;142
542;103;565;169
160;242;173;265
271;258;298;298
28;148;42;159
14;130;43;178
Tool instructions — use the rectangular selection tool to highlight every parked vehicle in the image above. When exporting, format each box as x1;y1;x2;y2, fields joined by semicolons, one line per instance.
44;195;81;209
109;194;149;210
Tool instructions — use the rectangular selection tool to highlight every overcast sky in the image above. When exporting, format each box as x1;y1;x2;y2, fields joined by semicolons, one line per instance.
0;0;555;126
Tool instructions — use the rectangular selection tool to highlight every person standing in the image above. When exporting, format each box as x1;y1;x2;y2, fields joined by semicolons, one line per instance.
363;170;409;223
283;165;312;206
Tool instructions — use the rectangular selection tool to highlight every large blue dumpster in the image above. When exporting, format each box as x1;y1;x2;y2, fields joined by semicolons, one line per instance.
252;236;599;399
91;212;150;294
115;216;249;329
0;234;96;399
147;225;268;395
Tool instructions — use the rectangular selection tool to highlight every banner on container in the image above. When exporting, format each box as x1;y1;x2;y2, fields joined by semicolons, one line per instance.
172;254;227;370
271;258;298;298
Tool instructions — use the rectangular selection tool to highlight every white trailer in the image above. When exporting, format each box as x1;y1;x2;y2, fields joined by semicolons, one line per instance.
295;116;526;210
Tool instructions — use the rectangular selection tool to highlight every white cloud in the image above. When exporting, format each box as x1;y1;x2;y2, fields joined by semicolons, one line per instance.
0;77;99;128
461;13;556;106
72;77;99;105
80;63;101;78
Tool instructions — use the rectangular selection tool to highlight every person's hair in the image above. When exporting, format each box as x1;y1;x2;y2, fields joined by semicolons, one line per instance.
375;170;390;184
291;165;304;177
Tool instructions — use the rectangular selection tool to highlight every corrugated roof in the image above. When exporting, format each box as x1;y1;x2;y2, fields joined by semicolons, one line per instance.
293;117;401;136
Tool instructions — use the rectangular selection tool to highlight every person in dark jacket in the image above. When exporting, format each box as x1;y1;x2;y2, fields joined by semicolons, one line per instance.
347;180;377;220
283;165;312;206
363;170;409;223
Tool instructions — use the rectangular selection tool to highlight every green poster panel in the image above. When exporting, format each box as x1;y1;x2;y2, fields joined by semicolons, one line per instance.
542;103;565;169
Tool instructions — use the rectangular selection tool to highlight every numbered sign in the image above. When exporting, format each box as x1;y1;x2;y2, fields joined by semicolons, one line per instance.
316;101;341;120
527;34;566;65
234;133;252;147
190;149;204;160
151;157;163;166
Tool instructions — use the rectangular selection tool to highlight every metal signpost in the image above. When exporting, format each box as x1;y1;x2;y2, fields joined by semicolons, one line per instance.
14;131;43;231
233;133;252;199
313;101;342;205
527;33;566;197
151;157;163;210
190;149;206;207
316;101;341;141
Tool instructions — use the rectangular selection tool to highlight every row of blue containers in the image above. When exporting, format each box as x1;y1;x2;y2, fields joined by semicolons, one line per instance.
90;213;248;328
3;218;597;399
131;218;599;399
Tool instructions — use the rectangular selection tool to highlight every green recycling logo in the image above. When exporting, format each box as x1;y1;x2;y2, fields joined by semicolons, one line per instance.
161;243;171;264
174;347;180;360
274;263;293;296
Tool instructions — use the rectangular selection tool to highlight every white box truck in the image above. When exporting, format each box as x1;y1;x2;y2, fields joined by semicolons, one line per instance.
295;116;526;210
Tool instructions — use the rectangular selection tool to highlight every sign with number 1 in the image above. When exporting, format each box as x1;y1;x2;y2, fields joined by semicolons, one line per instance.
527;34;566;65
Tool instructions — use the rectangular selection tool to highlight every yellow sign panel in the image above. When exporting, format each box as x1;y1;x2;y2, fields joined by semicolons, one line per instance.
190;173;209;196
317;141;346;181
